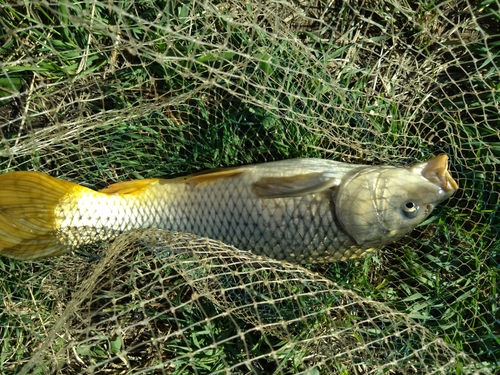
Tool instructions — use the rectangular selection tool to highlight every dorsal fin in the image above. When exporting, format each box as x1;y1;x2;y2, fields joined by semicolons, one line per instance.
99;179;159;195
179;167;248;187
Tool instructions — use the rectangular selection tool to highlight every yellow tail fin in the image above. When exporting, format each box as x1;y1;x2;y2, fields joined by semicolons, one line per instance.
0;171;78;260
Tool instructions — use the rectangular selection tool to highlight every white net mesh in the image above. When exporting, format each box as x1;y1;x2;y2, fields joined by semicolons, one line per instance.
0;0;498;374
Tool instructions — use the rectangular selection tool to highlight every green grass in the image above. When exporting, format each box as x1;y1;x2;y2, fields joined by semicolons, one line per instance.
0;0;499;374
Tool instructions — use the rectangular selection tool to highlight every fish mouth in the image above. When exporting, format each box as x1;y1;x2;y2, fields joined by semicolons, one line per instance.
420;154;458;193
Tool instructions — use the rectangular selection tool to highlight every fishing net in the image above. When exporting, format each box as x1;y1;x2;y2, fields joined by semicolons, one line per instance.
0;0;498;373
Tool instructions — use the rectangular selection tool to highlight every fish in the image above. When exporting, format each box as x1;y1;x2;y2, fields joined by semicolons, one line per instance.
0;155;458;263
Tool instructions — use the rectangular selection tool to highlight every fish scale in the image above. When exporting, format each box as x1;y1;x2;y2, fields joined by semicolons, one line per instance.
52;173;353;262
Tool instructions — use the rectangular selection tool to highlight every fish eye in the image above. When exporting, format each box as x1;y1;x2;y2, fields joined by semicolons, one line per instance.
402;201;419;219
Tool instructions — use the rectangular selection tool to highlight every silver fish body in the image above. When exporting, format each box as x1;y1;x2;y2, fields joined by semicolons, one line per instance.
51;155;458;263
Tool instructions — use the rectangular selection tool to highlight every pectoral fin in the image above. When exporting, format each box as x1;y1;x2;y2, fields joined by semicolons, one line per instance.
252;173;340;198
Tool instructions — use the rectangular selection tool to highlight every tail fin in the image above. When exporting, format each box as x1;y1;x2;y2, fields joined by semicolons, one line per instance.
0;171;79;260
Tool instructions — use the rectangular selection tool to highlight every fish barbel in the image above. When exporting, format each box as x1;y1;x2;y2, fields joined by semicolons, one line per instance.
0;155;458;263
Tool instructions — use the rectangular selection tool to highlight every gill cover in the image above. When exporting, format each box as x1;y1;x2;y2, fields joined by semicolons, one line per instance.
334;155;458;248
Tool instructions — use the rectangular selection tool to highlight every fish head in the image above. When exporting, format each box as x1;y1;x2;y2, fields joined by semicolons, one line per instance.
335;155;458;248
